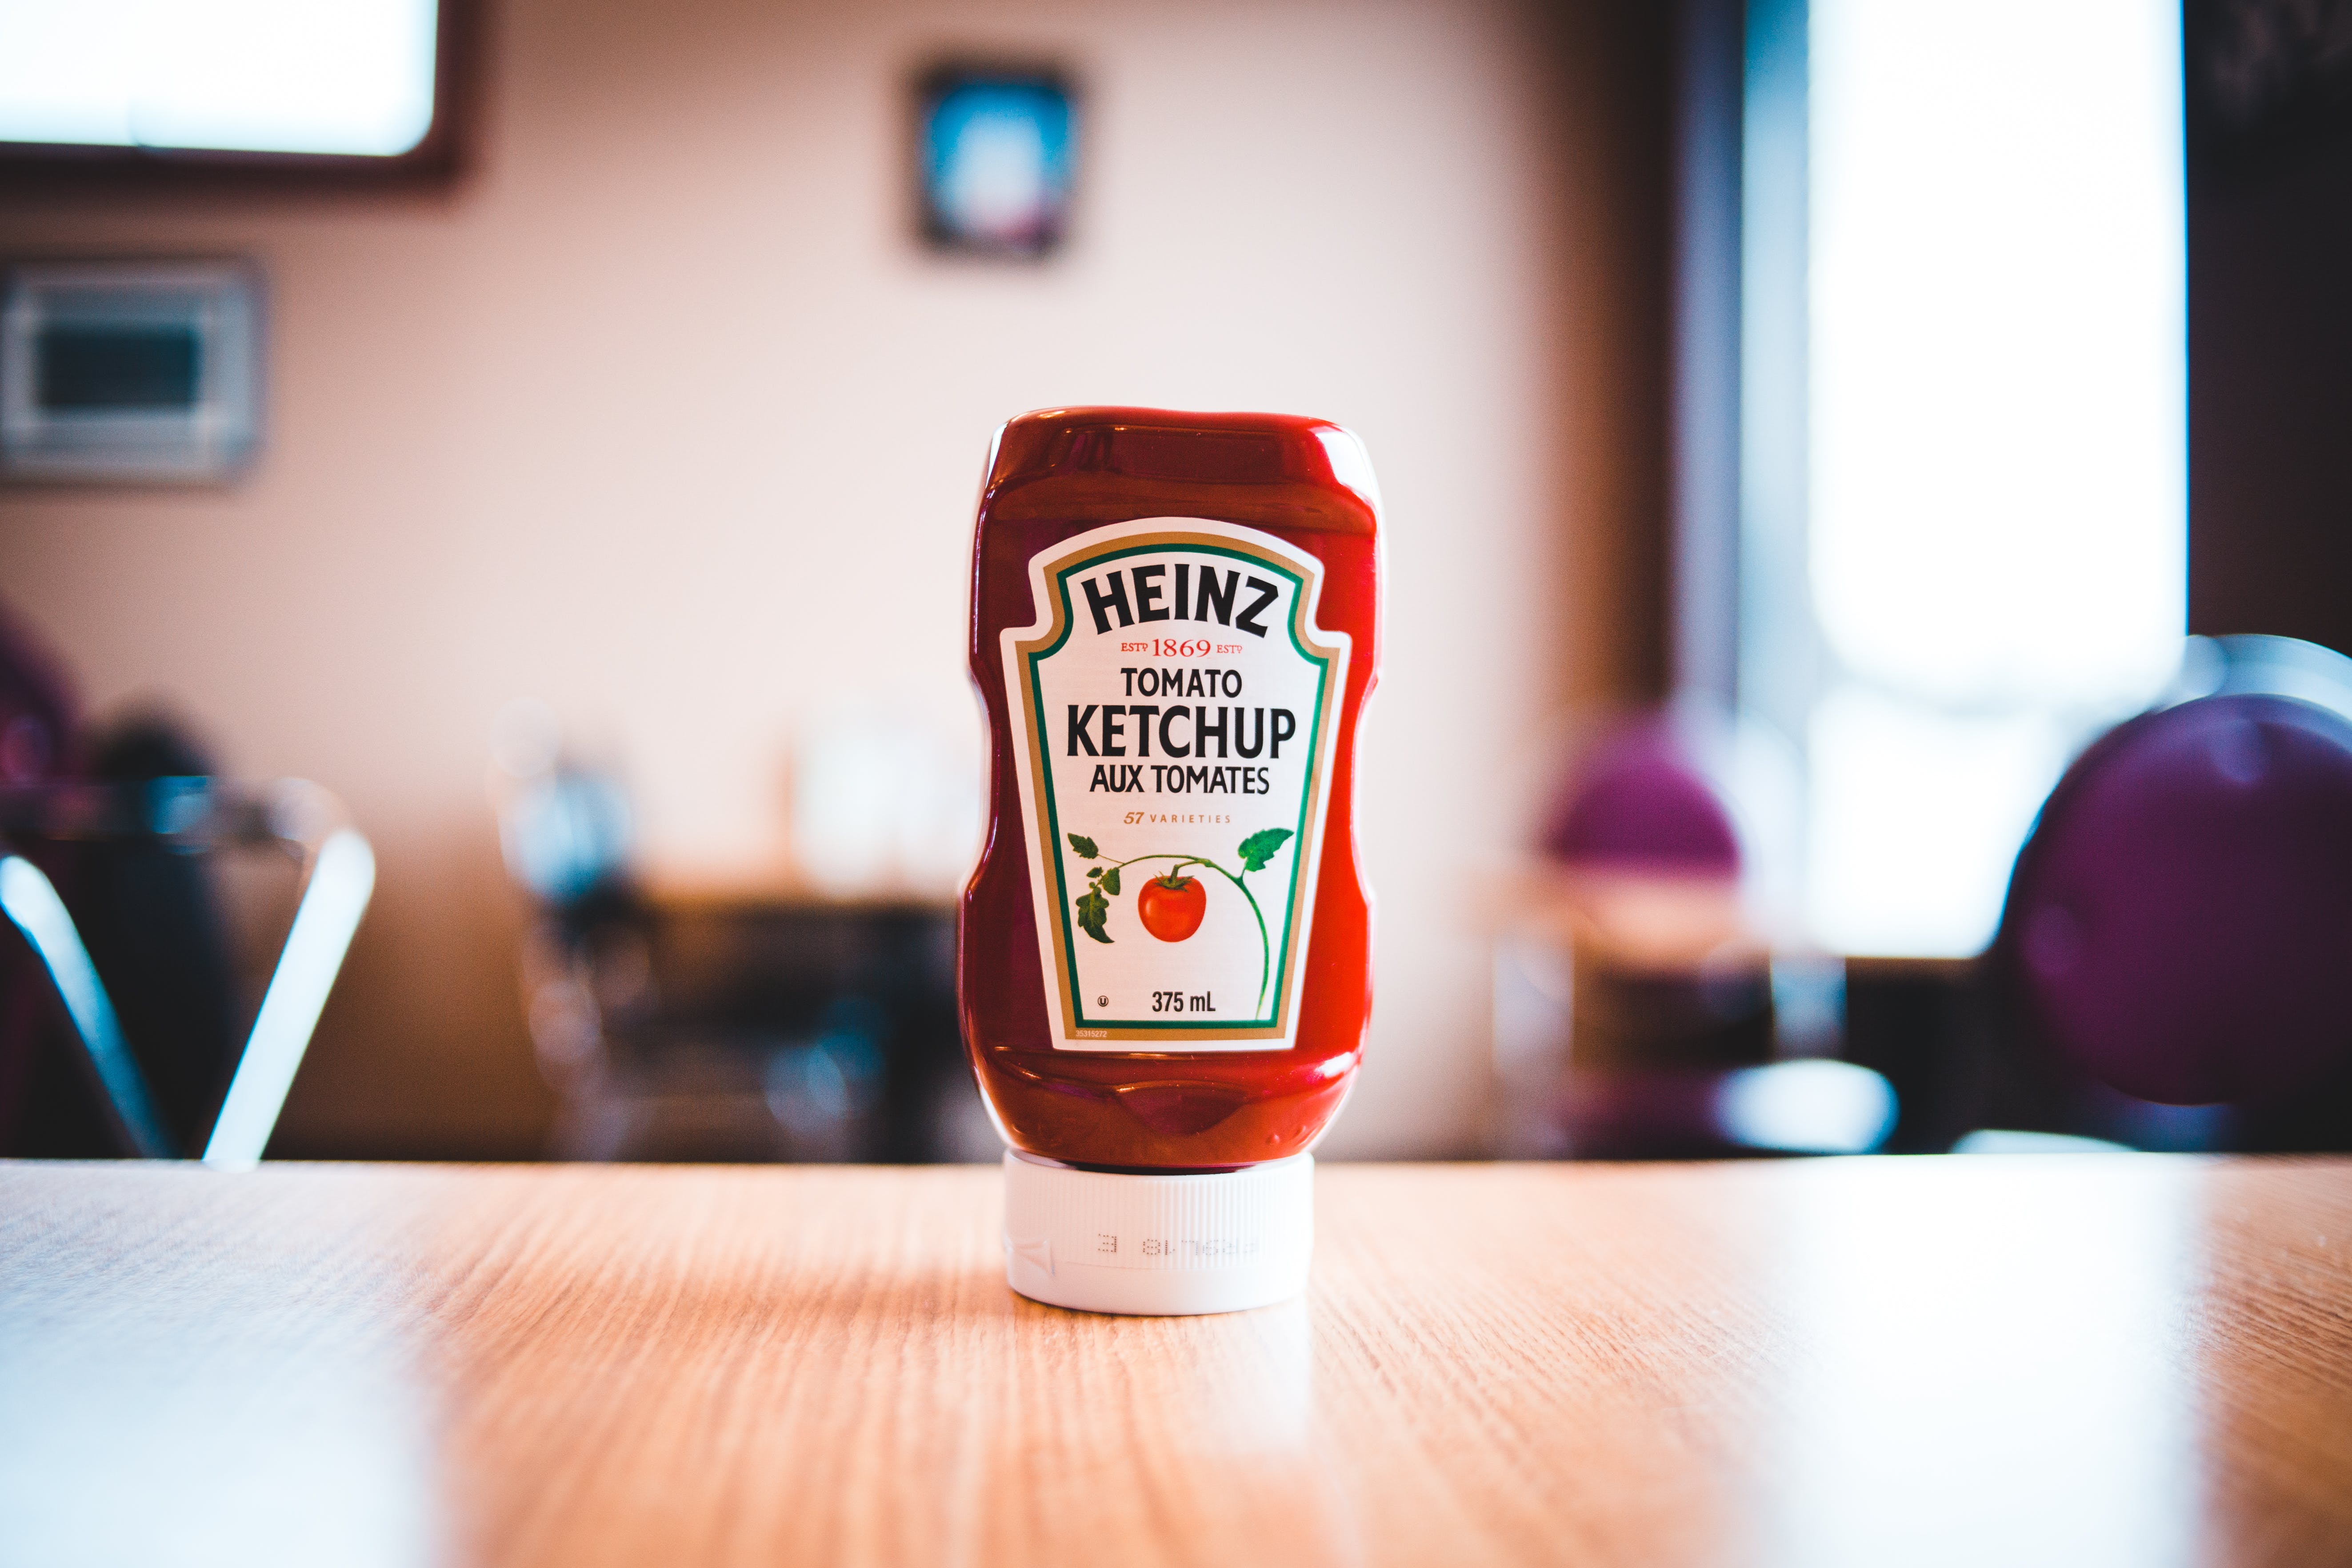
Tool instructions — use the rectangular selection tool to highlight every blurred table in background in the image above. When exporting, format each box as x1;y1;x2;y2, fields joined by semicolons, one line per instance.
521;887;993;1164
5;1156;2350;1567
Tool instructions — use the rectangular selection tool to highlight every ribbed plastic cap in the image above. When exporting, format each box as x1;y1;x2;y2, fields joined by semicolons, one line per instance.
1001;1150;1314;1316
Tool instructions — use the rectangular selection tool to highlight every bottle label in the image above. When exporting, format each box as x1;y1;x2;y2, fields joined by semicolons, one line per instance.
1001;517;1351;1051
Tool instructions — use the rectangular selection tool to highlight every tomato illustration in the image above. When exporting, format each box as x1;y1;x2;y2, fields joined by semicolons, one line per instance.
1067;828;1292;1002
1136;873;1207;942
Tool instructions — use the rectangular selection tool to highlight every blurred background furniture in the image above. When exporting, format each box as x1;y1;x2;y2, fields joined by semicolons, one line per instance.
1495;706;1895;1160
2;603;372;1163
1976;634;2352;1152
1496;635;2352;1160
0;605;80;1153
497;749;990;1164
0;773;374;1164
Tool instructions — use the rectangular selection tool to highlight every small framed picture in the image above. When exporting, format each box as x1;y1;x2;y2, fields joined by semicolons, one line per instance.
914;63;1076;260
0;259;262;484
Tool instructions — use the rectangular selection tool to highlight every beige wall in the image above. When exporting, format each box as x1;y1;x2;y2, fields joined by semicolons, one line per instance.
0;0;1659;1158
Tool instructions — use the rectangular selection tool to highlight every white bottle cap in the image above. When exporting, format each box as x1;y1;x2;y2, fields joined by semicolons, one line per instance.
1001;1149;1314;1316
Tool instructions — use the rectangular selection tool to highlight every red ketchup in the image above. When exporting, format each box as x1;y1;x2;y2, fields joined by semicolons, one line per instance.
961;407;1381;1314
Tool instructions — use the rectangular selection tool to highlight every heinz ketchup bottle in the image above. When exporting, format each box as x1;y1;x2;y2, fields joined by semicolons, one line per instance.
961;408;1381;1313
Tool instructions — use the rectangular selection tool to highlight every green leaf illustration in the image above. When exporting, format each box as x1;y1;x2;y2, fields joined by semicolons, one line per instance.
1236;828;1294;873
1067;833;1100;859
1075;886;1112;943
1099;867;1120;896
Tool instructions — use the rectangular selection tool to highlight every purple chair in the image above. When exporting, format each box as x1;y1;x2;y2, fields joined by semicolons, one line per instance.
1540;715;1742;876
1992;636;2352;1143
1524;711;1894;1158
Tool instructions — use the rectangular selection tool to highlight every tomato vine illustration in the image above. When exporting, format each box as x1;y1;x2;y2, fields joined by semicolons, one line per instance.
1065;828;1296;1008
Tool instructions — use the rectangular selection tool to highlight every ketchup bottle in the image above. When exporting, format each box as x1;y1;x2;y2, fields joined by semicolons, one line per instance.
962;408;1381;1313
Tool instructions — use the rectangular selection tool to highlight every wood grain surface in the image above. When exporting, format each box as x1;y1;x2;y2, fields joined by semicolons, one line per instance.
4;1157;2349;1568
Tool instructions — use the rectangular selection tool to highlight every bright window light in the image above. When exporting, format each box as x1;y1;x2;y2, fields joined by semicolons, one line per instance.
1800;0;2185;956
1807;689;2071;955
0;0;439;158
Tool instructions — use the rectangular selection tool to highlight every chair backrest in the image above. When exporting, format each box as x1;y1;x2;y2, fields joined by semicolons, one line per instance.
0;603;79;1152
1996;637;2352;1110
74;718;243;1150
0;778;374;1165
1540;715;1741;876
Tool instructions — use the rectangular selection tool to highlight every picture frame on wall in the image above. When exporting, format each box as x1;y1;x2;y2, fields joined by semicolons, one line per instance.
913;63;1077;260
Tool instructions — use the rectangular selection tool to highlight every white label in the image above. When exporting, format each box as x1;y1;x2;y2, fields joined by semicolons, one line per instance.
1001;518;1350;1051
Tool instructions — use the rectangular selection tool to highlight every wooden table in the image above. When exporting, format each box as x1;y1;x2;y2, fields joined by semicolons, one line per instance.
4;1158;2350;1567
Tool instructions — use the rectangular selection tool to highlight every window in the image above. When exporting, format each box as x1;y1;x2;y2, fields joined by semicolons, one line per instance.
1740;0;2186;956
0;0;445;164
